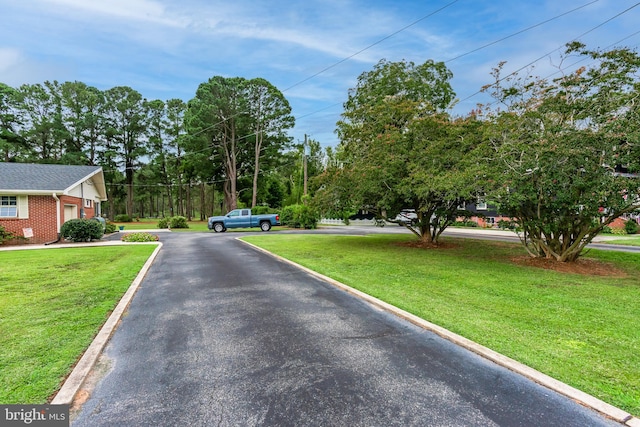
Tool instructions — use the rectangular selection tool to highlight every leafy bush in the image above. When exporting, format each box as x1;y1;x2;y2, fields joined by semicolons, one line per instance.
121;232;159;242
624;219;639;235
60;219;104;242
299;206;319;229
497;220;516;230
252;205;277;215
453;220;478;228
600;223;625;235
169;216;189;229
0;225;16;244
157;216;188;229
114;214;132;222
279;205;295;226
281;204;318;229
610;227;627;235
105;221;117;234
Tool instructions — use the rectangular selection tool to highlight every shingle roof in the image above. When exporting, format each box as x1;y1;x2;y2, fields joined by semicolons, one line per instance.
0;162;103;192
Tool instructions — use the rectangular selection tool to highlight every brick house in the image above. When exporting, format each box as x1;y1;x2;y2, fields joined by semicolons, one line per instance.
0;162;107;244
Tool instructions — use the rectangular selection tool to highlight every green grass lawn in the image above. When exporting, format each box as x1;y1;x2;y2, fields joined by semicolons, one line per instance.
602;235;640;246
242;233;640;417
0;245;158;404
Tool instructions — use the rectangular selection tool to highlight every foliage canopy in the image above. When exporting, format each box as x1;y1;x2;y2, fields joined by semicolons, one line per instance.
330;59;486;243
483;43;640;261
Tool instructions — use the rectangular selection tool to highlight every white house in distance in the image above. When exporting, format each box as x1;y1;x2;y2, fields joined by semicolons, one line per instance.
0;162;107;244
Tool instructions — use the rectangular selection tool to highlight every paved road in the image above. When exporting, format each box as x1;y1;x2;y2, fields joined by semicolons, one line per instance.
72;231;619;426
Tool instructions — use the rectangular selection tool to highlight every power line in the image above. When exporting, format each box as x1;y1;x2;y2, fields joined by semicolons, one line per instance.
294;1;611;135
163;1;611;150
282;0;461;92
478;29;640;112
173;7;640;163
458;1;640;105
444;0;600;64
185;1;461;141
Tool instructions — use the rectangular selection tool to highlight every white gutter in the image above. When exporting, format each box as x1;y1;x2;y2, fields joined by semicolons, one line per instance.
52;193;60;232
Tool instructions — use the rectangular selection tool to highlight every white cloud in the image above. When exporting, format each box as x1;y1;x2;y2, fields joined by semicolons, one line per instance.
213;23;370;62
41;0;189;27
0;48;22;73
0;48;72;86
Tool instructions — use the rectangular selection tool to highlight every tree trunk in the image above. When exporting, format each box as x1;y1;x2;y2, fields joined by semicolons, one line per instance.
125;159;134;217
186;182;192;221
252;147;260;208
211;185;216;215
222;130;238;211
200;182;206;220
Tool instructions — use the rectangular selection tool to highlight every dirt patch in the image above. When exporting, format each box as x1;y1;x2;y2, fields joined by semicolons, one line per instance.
511;256;628;277
394;239;627;278
395;240;459;250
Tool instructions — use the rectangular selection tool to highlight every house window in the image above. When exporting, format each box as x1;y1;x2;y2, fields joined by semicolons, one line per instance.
0;196;18;217
84;199;92;208
476;199;488;210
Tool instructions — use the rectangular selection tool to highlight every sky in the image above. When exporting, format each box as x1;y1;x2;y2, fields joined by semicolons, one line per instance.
1;0;639;148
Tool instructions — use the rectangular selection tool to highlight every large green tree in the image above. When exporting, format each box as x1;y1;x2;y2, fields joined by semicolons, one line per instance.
60;81;105;165
103;86;148;216
245;77;294;208
186;76;248;211
186;76;294;212
311;144;356;221
0;83;27;161
484;44;640;262
164;98;187;216
333;59;484;243
18;82;66;162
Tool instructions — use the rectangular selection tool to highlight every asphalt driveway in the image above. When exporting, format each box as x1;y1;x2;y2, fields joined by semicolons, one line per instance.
71;231;619;426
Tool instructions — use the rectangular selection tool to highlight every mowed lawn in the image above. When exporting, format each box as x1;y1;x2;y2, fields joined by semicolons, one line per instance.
0;245;158;404
242;233;640;417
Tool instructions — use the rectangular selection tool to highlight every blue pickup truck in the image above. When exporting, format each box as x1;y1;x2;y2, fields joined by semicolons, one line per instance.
207;209;280;232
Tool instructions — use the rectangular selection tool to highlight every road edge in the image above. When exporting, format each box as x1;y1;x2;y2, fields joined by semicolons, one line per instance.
51;242;163;405
239;238;639;427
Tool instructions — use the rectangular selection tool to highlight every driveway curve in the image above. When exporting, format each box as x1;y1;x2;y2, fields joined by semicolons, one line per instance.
72;231;619;426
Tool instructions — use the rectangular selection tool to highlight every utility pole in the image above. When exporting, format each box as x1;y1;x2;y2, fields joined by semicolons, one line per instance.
303;134;308;197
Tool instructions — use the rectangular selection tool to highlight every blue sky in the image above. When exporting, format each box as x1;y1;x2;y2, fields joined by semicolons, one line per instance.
1;0;639;148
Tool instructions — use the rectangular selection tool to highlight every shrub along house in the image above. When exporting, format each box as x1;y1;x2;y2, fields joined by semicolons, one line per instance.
0;162;107;244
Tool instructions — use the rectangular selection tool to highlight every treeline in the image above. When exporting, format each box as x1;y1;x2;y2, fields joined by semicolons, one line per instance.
0;77;325;219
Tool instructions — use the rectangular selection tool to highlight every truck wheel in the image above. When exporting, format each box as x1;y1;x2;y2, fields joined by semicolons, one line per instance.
213;223;225;233
260;221;271;232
